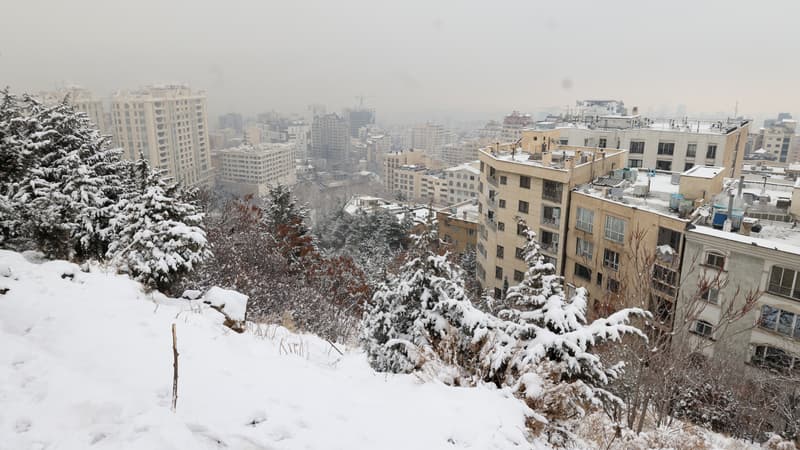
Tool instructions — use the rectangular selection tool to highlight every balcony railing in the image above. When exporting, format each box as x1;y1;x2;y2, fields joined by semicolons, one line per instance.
539;241;559;254
541;216;560;228
488;176;499;187
542;188;562;203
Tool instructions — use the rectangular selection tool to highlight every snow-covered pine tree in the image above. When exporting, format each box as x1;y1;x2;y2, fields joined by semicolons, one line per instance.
262;184;314;265
498;223;648;427
107;156;211;290
9;96;125;259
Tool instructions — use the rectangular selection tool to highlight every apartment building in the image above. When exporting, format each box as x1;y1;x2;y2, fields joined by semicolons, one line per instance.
677;193;800;374
287;121;311;161
39;87;110;136
564;166;727;325
555;117;751;177
437;200;479;255
311;113;350;168
383;149;444;191
443;162;480;204
501;111;533;143
440;139;482;166
111;85;212;188
211;142;296;196
476;135;627;296
754;116;796;163
410;123;453;160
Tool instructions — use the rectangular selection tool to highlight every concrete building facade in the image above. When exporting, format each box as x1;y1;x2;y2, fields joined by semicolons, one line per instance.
111;85;212;188
311;113;350;168
212;142;296;196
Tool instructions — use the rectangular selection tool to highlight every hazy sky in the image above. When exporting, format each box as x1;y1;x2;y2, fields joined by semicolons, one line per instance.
1;0;798;123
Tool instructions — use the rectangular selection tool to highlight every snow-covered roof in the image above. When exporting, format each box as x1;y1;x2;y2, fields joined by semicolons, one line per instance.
689;225;800;257
444;161;480;175
682;166;724;179
576;171;684;218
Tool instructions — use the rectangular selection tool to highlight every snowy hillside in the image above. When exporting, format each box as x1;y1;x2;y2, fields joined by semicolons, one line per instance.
0;250;537;449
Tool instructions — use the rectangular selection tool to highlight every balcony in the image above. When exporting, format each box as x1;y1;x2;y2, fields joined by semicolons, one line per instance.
541;206;561;229
539;240;559;255
488;176;499;187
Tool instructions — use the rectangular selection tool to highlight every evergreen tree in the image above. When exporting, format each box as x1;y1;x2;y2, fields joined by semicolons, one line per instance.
262;184;313;265
107;157;211;290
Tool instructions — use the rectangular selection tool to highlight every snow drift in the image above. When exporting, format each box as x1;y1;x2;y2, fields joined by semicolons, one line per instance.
0;250;537;449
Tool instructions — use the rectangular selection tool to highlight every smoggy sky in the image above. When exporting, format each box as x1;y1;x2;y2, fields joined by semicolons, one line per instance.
1;0;798;124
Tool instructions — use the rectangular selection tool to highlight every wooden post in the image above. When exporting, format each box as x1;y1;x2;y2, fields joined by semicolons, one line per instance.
171;323;178;412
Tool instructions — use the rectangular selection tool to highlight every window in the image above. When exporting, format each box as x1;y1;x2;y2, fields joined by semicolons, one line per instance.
628;159;643;168
574;263;591;280
701;287;719;304
496;245;504;258
542;206;561;227
493;288;502;299
500;175;507;185
559;138;568;145
655;160;672;171
576;238;593;260
498;222;505;231
752;345;795;371
495;266;503;280
684;162;694;171
576;207;594;232
542;180;563;202
513;270;524;282
759;305;800;339
629;141;645;154
692;320;714;338
499;199;506;208
604;216;625;243
519;176;531;189
657;227;681;253
517;223;526;236
607;278;620;293
705;252;725;270
603;248;620;271
706;144;717;159
686;143;697;158
768;266;800;300
518;200;529;214
598;137;607;148
597;272;603;286
657;142;675;155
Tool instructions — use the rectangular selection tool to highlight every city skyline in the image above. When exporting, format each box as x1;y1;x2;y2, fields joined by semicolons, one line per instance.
2;0;799;123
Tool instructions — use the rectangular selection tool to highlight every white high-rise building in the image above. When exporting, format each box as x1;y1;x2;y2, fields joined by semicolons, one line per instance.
111;85;212;188
212;142;296;196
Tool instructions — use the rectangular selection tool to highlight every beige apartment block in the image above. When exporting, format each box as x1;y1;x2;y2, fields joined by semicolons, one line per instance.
443;162;480;205
111;85;212;188
437;200;479;255
383;149;445;194
476;141;627;296
564;166;727;325
211;142;296;196
556;117;750;178
754;119;796;163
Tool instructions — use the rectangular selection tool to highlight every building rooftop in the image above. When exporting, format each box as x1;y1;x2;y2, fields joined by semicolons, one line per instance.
481;145;623;172
544;117;750;136
444;162;480;175
682;166;725;179
689;224;800;257
576;170;684;218
439;200;479;224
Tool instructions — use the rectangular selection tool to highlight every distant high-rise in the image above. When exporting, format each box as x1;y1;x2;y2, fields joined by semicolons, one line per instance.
311;113;350;168
344;108;375;137
218;113;243;133
38;87;110;137
755;114;796;163
111;85;212;188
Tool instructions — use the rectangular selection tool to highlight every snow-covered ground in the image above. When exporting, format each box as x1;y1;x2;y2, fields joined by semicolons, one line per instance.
0;250;537;450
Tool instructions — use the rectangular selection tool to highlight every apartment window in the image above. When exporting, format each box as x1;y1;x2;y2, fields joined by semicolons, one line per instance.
705;252;725;270
628;159;643;168
603;248;620;271
576;207;594;232
576;238;593;260
706;144;717;159
542;206;561;227
540;230;558;254
607;278;620;293
629;141;645;154
542;180;563;202
574;263;592;281
657;142;675;155
751;345;795;372
499;199;506;208
559;138;568;145
655;160;672;171
596;272;603;286
519;176;531;189
515;247;525;260
684;162;694;171
496;245;504;259
500;175;508;185
657;227;682;252
701;287;719;304
691;320;714;338
514;270;525;282
686;143;697;158
518;200;529;214
498;222;505;232
517;223;526;236
604;216;625;243
759;305;800;339
768;266;800;300
495;266;503;280
598;137;607;148
494;288;503;298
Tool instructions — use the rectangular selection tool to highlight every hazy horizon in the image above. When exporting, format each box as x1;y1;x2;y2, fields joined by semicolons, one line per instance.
2;0;798;125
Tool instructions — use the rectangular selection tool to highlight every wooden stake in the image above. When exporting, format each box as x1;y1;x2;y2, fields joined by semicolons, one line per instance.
171;323;178;412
